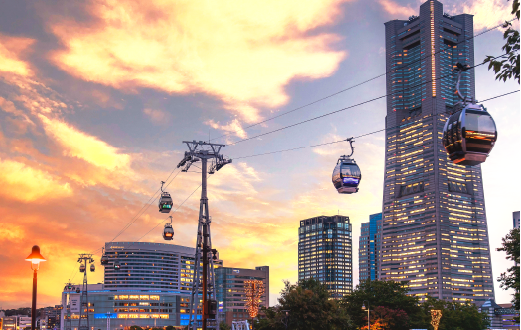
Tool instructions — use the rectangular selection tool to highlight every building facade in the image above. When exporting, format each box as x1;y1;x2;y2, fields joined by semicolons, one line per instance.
359;213;382;282
513;211;520;229
41;305;62;330
61;242;223;330
215;266;269;327
380;0;494;303
479;299;520;329
298;215;352;298
2;316;20;330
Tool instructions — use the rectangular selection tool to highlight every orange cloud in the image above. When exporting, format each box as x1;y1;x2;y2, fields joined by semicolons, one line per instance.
378;0;416;17
0;158;72;202
0;34;35;76
50;0;349;123
39;115;132;172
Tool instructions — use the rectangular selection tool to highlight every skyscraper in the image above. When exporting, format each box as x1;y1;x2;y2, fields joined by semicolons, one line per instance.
380;0;494;303
359;213;382;282
298;215;352;298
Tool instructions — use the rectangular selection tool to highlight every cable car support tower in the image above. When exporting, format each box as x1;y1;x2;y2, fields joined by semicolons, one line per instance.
178;141;231;330
77;254;94;330
64;281;73;330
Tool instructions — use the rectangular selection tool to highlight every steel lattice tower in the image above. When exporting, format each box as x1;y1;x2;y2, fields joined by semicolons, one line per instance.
177;141;231;330
77;254;94;330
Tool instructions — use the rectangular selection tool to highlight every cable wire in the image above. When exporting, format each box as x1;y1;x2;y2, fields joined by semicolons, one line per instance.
232;89;519;160
211;17;518;142
228;52;512;146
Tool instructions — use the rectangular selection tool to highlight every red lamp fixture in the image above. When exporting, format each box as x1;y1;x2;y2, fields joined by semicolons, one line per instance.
26;245;46;270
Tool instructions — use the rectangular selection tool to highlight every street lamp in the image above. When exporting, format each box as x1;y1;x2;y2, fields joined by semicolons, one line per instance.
280;310;289;330
361;301;370;330
25;245;46;330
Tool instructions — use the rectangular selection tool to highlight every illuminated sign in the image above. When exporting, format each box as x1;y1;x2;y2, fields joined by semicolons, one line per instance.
110;246;125;249
233;269;240;274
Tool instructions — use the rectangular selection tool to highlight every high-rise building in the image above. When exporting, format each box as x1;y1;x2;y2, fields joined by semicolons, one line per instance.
380;0;494;303
215;266;269;327
298;215;352;298
513;211;520;229
359;213;382;282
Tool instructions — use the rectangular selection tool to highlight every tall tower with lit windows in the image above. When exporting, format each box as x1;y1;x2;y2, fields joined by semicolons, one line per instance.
380;0;494;304
298;215;352;298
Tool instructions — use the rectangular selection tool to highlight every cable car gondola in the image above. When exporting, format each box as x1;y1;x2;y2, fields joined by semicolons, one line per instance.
100;255;109;265
100;248;109;265
79;264;86;272
332;138;361;194
158;181;173;213
442;63;497;166
90;264;95;272
163;216;174;240
113;261;121;270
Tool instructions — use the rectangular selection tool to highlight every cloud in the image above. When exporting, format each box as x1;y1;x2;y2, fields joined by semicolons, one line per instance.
451;0;517;30
0;34;35;76
49;0;349;123
378;0;416;17
143;108;170;125
38;115;132;171
206;118;247;139
0;158;72;202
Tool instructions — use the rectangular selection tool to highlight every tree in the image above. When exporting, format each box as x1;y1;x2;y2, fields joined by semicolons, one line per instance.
129;326;143;330
165;326;176;330
484;0;520;83
254;278;352;330
497;227;520;310
341;279;423;330
419;297;490;330
219;321;231;330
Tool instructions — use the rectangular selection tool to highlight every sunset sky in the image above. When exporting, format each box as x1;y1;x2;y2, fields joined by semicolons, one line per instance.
0;0;519;308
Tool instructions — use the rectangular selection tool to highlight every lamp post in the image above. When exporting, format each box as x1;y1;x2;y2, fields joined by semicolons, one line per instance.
25;246;46;330
361;301;370;330
280;310;289;330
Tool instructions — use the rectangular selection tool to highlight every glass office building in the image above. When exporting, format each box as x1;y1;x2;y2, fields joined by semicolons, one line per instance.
215;266;269;327
298;215;352;298
380;0;494;304
60;242;223;329
359;213;382;282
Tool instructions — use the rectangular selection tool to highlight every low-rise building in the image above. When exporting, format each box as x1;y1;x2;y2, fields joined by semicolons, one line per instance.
18;317;31;330
61;242;223;330
216;266;269;327
480;299;520;329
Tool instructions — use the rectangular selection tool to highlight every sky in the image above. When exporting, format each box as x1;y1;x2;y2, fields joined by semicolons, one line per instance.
0;0;519;309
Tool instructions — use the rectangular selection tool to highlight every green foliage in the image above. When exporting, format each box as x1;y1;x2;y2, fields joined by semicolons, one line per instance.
497;227;520;310
219;321;231;330
341;279;423;330
419;297;490;330
483;0;520;83
254;278;352;330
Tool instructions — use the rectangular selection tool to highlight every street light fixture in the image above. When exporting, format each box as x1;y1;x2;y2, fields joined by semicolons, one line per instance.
361;301;370;330
25;245;46;330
